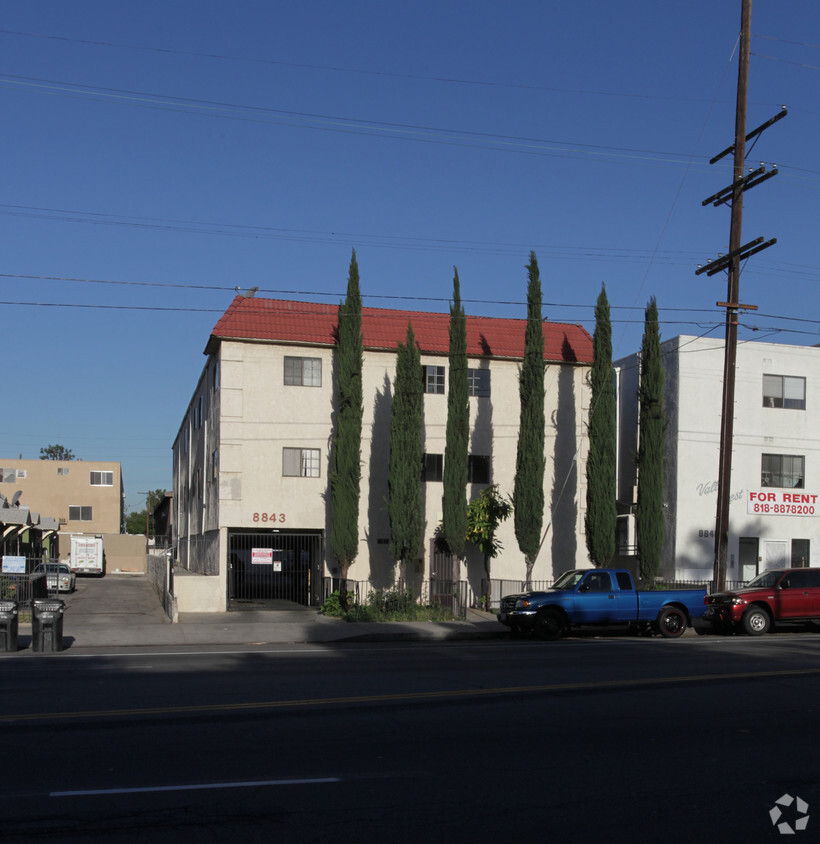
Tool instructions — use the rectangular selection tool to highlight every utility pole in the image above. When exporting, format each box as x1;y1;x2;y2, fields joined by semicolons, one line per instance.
697;0;785;591
138;491;151;543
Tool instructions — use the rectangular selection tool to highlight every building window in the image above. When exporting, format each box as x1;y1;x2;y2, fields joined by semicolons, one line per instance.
0;468;17;483
90;471;113;486
284;356;322;387
283;447;320;478
69;505;93;521
468;455;491;484
423;365;445;394
468;368;491;397
763;374;805;409
57;467;70;476
422;453;443;482
761;454;804;488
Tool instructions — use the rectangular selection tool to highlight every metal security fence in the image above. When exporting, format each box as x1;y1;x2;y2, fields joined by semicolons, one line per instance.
147;548;177;622
322;578;470;620
0;572;48;607
482;579;555;612
177;532;220;576
644;578;748;593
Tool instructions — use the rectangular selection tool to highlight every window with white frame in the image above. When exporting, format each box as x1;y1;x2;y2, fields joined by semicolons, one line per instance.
283;447;321;478
763;374;805;409
90;471;113;486
284;356;322;387
69;505;93;521
423;365;445;394
761;454;805;488
468;368;491;397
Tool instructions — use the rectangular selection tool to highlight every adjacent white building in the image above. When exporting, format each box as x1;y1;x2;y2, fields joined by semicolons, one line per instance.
616;335;820;582
172;296;593;612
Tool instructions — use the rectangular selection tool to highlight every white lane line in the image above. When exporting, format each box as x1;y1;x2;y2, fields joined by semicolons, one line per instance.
51;777;341;797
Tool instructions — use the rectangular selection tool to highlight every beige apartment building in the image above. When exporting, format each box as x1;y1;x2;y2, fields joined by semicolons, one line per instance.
172;295;593;613
0;458;124;538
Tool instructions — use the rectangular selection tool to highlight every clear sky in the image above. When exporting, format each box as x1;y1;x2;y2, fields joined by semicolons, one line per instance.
2;1;818;514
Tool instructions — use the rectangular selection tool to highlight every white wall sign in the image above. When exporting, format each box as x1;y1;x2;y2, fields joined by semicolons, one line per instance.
748;490;818;516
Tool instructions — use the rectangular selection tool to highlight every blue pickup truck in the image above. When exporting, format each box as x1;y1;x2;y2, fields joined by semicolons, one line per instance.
497;568;707;640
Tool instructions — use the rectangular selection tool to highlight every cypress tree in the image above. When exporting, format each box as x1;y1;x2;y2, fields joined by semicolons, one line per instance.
514;252;546;587
330;250;364;581
442;268;469;583
388;322;424;576
585;283;617;566
636;296;665;581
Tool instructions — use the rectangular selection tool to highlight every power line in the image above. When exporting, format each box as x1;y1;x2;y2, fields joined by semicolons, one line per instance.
0;272;758;314
1;295;817;340
0;27;735;105
0;73;719;168
0;205;713;262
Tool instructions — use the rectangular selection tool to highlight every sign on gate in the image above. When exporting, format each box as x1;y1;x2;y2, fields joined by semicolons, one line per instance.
252;548;273;565
2;555;26;573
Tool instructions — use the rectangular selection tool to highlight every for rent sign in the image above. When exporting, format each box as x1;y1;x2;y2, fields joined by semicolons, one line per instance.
748;490;819;516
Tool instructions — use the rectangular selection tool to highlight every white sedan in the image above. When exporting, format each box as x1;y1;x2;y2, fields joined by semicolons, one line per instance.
34;562;76;593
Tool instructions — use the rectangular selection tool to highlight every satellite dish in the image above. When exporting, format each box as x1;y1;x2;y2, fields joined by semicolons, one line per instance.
10;490;22;507
0;494;7;508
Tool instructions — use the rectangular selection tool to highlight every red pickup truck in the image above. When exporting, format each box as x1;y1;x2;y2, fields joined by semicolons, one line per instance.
705;568;820;635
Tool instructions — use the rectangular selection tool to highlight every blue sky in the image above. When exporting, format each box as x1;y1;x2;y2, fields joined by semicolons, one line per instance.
2;1;818;513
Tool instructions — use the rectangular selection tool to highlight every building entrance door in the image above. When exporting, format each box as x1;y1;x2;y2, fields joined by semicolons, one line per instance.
738;537;759;581
763;539;789;570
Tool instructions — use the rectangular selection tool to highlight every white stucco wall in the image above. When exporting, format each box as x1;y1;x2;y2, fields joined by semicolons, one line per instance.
175;334;592;603
617;336;820;581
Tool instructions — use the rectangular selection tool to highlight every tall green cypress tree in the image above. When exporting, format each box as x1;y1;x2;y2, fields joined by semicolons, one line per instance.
388;322;424;575
514;252;546;587
636;296;665;581
442;268;469;582
585;283;617;566
330;249;363;580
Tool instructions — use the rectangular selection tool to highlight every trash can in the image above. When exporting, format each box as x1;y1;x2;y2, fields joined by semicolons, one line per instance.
0;600;18;652
31;599;65;653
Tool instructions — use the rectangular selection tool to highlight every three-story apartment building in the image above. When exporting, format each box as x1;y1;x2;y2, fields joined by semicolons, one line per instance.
173;296;593;612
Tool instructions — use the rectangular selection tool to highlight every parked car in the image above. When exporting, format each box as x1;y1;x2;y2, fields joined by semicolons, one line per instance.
497;568;707;639
34;562;76;593
705;568;820;635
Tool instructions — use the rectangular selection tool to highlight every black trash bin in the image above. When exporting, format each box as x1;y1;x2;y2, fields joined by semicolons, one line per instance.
0;600;18;652
31;599;65;653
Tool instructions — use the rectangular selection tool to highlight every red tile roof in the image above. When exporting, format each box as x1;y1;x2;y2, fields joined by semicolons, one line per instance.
209;296;592;364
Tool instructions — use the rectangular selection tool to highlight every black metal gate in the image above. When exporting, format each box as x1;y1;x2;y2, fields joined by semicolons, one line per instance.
228;530;323;609
430;546;454;607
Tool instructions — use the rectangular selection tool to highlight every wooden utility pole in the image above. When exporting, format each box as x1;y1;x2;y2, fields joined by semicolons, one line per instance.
697;0;784;591
714;0;751;593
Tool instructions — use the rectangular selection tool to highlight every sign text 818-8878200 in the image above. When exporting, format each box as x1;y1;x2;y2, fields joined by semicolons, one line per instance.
748;490;818;516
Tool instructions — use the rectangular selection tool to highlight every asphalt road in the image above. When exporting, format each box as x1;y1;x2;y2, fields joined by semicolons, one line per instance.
3;633;819;842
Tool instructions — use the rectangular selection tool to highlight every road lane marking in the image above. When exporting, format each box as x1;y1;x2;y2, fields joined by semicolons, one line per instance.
4;665;820;723
51;777;341;797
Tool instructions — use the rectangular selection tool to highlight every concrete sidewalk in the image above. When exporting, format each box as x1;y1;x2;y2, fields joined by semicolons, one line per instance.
10;573;506;652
